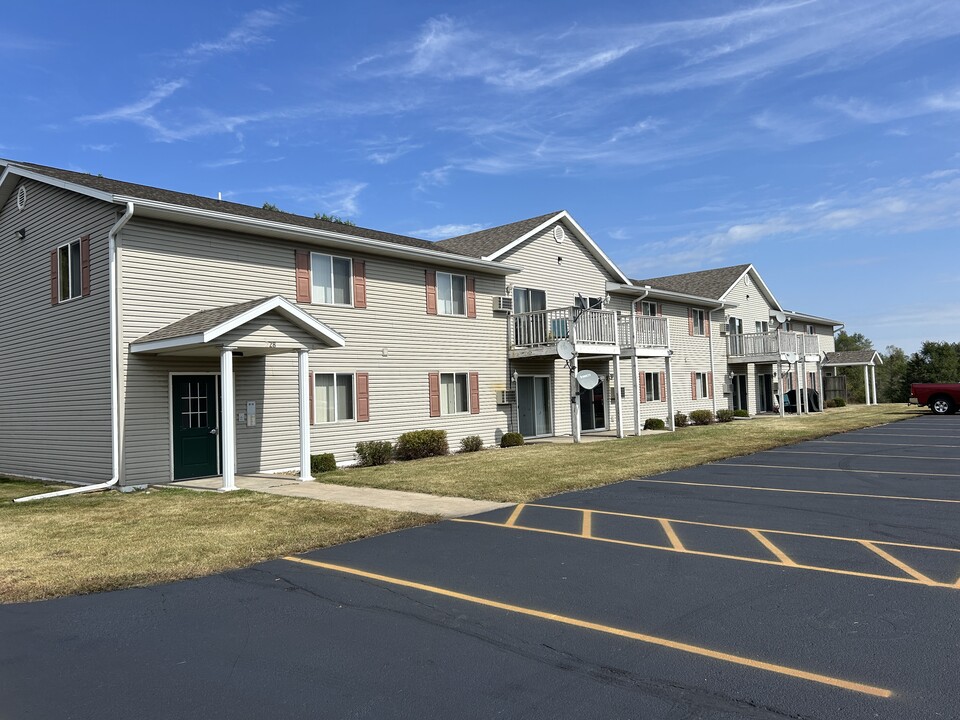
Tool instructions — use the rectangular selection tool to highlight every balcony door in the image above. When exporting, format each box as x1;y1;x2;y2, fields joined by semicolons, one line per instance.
517;375;552;437
728;316;744;355
513;287;548;345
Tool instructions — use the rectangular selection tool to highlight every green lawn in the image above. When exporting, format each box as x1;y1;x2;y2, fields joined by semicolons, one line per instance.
317;404;918;502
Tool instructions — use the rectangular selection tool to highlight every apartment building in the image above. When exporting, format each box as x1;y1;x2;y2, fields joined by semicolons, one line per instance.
0;159;842;490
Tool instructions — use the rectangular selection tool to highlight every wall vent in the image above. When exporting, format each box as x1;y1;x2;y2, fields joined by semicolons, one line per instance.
16;185;26;211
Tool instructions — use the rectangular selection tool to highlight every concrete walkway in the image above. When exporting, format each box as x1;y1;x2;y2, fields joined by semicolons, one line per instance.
174;474;511;518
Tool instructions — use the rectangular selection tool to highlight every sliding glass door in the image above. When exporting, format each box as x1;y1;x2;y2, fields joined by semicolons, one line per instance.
517;376;552;437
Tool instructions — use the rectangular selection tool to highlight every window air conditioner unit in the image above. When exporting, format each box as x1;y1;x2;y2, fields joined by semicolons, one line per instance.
496;389;517;405
494;296;513;313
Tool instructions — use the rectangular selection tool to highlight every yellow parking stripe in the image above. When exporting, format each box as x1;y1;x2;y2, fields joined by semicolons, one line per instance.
631;478;960;504
859;541;936;586
581;510;592;538
282;555;892;698
505;503;525;527
720;463;960;479
659;518;684;550
749;529;797;566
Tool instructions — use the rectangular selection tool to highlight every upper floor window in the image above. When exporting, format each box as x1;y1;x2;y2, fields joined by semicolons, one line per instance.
691;308;706;335
311;253;353;306
513;287;546;314
756;321;768;333
805;324;816;335
640;300;658;316
58;239;82;302
575;295;603;310
437;272;467;316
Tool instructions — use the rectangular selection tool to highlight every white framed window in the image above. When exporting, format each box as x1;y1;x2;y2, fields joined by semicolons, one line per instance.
311;252;353;305
640;300;658;316
58;239;82;302
440;372;469;414
437;272;467;316
756;321;768;333
644;372;661;401
315;373;355;423
805;324;816;335
692;309;706;335
695;372;709;399
575;295;603;310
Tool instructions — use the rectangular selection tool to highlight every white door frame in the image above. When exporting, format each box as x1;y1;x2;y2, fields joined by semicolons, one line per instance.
168;371;222;482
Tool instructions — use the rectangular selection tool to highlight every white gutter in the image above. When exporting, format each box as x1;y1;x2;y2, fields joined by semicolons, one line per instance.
15;202;134;502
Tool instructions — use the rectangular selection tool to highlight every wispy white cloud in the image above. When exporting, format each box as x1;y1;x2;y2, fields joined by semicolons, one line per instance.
358;136;423;164
321;180;367;216
409;222;486;240
179;7;291;62
416;165;453;192
81;143;116;152
202;157;244;168
78;79;188;125
246;180;368;217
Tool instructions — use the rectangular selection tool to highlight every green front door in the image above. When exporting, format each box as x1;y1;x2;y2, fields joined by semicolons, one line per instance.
172;375;220;480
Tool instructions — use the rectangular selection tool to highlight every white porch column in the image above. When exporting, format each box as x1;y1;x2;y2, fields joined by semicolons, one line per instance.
863;365;871;405
665;355;676;431
817;364;825;412
613;356;624;438
871;365;878;406
219;347;237;492
776;362;785;418
797;360;805;416
631;354;640;436
570;355;581;443
298;348;311;481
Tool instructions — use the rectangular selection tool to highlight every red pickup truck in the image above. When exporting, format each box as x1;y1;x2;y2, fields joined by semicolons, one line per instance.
910;383;960;415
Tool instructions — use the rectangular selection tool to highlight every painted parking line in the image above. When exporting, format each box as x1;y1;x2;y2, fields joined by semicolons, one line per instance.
771;450;960;461
630;478;960;504
719;463;960;479
812;440;960;449
454;505;960;590
282;555;892;698
848;432;959;439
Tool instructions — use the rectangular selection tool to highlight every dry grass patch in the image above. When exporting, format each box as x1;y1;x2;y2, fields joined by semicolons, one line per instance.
1;480;431;604
319;405;919;503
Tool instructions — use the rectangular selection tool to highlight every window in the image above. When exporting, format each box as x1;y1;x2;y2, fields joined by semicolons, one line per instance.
694;372;710;399
805;324;816;335
437;272;467;315
58;239;82;302
640;300;658;316
440;372;469;414
692;309;706;335
311;253;353;305
755;321;769;333
513;287;546;314
575;295;603;310
808;372;817;389
315;373;355;423
644;372;661;401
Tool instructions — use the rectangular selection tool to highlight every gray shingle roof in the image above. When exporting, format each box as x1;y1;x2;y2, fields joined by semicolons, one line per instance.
3;160;448;253
434;211;562;258
632;264;751;301
134;297;275;344
823;350;882;366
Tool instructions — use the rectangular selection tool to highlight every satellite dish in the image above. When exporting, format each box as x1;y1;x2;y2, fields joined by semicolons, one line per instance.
774;312;787;324
784;352;798;364
556;339;575;360
576;369;600;390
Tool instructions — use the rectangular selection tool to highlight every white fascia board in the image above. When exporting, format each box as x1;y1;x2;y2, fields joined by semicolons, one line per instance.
1;164;116;204
203;296;346;348
118;197;520;277
780;309;844;327
130;333;207;354
607;282;738;308
718;264;783;311
483;211;631;285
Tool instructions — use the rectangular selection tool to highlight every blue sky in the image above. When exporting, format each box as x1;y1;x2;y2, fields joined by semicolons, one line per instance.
3;1;959;353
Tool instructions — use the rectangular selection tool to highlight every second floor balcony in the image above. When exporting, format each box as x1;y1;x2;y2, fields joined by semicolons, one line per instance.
727;330;820;361
509;308;670;358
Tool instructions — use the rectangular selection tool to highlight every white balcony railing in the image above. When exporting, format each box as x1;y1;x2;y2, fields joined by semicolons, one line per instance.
727;331;820;358
510;307;619;350
617;315;670;349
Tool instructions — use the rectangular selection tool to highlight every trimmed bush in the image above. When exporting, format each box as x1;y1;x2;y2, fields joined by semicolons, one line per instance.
689;409;714;425
716;409;735;423
355;440;393;467
833;398;847;407
395;429;448;460
643;417;666;431
500;432;525;448
459;435;484;453
310;453;337;474
733;409;749;417
674;413;688;428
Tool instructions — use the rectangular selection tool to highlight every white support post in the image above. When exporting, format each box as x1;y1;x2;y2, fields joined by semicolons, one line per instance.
665;355;675;431
817;364;825;413
298;349;311;481
797;360;805;416
219;347;237;492
871;364;878;406
613;356;624;439
631;353;640;436
777;362;785;418
863;365;871;405
570;354;581;443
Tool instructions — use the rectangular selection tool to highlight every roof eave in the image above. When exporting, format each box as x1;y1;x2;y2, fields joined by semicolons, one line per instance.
607;282;738;308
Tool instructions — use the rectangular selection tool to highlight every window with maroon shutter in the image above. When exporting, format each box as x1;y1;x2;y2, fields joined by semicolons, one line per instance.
691;371;697;399
428;373;441;416
639;373;647;403
708;371;714;399
295;250;311;302
659;372;666;402
425;270;437;315
356;372;370;421
469;372;480;414
688;308;695;335
466;277;476;318
80;235;91;297
352;259;367;308
50;249;59;305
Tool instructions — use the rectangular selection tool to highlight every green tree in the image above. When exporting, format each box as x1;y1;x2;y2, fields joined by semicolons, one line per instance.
905;341;960;385
315;212;356;226
877;345;909;403
262;201;284;213
833;330;873;403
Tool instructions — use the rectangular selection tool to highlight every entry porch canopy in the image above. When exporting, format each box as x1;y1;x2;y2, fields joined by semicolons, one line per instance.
822;350;884;405
130;295;345;490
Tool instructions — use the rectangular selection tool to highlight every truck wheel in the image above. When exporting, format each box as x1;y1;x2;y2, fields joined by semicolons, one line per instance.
930;396;955;415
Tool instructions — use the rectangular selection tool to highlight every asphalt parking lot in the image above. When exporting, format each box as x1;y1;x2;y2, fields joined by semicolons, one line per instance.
2;414;958;719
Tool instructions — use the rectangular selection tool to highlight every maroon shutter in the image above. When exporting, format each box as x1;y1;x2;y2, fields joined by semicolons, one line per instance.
639;373;647;403
469;372;480;414
656;303;662;317
352;259;367;308
691;372;697;399
659;372;666;402
425;270;437;315
466;277;476;318
688;308;694;335
428;373;441;417
708;372;714;399
356;373;369;422
295;250;311;302
80;235;91;297
309;371;315;425
50;249;59;305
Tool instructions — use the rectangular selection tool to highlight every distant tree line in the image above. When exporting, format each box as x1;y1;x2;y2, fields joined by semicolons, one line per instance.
261;202;356;226
833;330;960;403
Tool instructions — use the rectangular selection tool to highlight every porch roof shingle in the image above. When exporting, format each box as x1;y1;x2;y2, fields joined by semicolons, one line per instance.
134;297;276;344
632;264;751;301
823;350;883;367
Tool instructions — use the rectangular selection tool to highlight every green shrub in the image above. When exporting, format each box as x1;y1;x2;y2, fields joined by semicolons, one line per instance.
500;432;525;448
716;409;735;423
833;398;846;407
310;452;337;474
643;417;666;430
459;435;484;453
824;399;836;409
355;440;393;466
690;409;714;425
733;409;749;417
674;413;688;428
395;429;448;460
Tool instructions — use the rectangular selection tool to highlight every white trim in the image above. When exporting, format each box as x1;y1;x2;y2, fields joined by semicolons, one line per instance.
483;211;631;285
607;282;739;308
718;265;782;311
515;373;554;438
310;251;354;307
436;271;468;317
439;371;471;415
313;371;358;424
130;295;346;353
168;372;221;483
0;164;116;204
55;238;83;303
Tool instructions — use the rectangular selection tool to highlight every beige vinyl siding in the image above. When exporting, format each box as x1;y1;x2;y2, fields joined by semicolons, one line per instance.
118;217;512;483
722;271;780;415
0;179;115;483
659;299;717;416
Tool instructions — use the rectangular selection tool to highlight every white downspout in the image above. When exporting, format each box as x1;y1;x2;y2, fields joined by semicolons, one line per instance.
15;202;134;502
630;288;649;436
